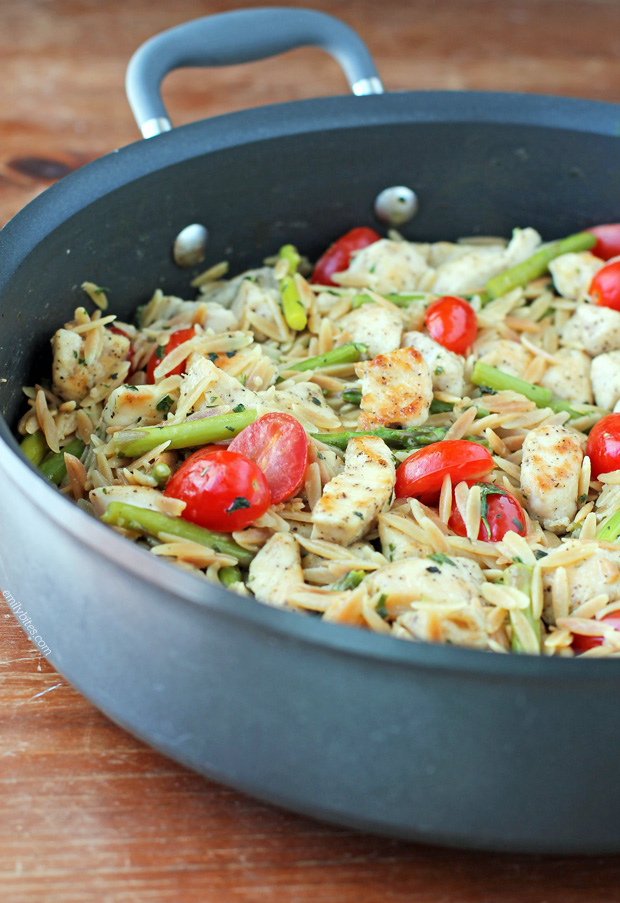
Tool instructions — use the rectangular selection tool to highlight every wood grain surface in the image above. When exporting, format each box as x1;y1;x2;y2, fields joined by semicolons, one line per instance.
2;1;620;900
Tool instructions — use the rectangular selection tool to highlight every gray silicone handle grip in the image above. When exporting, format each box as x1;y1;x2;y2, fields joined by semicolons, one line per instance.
126;7;383;137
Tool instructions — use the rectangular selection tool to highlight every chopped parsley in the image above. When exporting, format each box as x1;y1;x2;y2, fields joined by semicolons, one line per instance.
233;403;246;413
156;395;174;413
226;496;251;514
428;552;456;567
154;344;166;360
376;594;389;619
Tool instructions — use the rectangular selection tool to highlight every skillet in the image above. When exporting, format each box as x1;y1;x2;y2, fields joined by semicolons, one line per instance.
1;8;620;853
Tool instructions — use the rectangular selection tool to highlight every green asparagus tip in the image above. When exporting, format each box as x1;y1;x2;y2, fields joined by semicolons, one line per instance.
20;430;49;467
287;341;367;373
280;275;308;332
39;438;85;485
113;408;257;458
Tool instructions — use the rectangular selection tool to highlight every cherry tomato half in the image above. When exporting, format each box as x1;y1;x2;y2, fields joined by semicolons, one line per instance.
424;296;478;355
448;481;527;542
108;325;136;374
164;447;271;532
585;413;620;479
395;440;494;505
587;224;620;261
228;412;309;504
146;327;196;383
310;227;381;287
571;612;620;653
589;260;620;312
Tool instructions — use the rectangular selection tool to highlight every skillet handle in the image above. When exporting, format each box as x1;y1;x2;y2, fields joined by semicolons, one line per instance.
126;7;383;138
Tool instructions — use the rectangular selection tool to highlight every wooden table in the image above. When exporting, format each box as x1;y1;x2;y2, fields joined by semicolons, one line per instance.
2;1;620;900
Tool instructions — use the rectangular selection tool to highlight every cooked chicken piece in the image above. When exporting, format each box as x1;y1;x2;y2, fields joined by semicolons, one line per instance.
90;485;186;518
520;425;583;533
101;378;180;430
402;331;466;395
231;279;289;341
52;327;130;403
364;555;485;618
561;303;620;356
475;338;532;379
590;350;620;410
139;293;238;332
197;302;238;333
338;304;403;357
355;347;432;430
248;533;305;607
539;349;593;404
311;436;395;546
542;544;620;622
548;252;604;301
261;382;342;432
432;228;541;295
199;267;278;309
176;357;260;419
334;239;434;293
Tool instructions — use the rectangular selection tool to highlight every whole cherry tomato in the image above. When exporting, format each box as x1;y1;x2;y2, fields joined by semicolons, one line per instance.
424;296;478;355
228;412;309;504
164;447;271;532
585;413;620;479
589;260;620;312
395;440;494;504
586;224;620;261
146;327;197;383
310;227;381;286
448;481;527;542
108;325;136;374
571;612;620;653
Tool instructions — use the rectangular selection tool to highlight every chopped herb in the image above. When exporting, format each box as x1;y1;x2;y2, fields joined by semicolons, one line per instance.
156;395;174;413
225;350;237;359
331;570;365;591
353;511;364;519
233;403;246;413
534;550;548;560
77;357;86;366
578;493;588;504
208;352;219;362
225;426;235;432
125;385;139;391
512;517;524;532
311;396;322;406
154;344;166;360
73;350;78;359
434;366;445;376
428;552;456;566
426;566;441;573
109;372;118;380
376;594;389;619
226;496;251;514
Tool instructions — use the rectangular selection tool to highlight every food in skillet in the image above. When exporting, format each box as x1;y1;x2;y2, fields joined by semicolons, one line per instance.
17;223;620;656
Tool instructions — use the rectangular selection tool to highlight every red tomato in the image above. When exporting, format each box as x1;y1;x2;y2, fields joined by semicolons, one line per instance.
590;260;620;312
587;224;620;261
571;612;620;653
310;227;381;286
424;296;478;355
395;440;494;504
108;325;136;373
228;413;309;504
146;327;196;383
585;413;620;479
164;447;271;532
448;481;527;542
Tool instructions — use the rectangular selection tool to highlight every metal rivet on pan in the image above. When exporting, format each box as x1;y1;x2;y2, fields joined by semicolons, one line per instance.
374;186;419;226
173;224;209;268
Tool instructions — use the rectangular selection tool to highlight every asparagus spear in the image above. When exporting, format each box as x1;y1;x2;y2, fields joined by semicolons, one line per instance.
278;244;307;331
505;563;542;654
101;501;254;566
596;509;620;543
285;342;368;372
310;425;450;451
219;565;243;586
471;361;599;419
151;462;171;486
20;431;49;467
39;438;85;485
485;231;596;301
113;408;257;458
